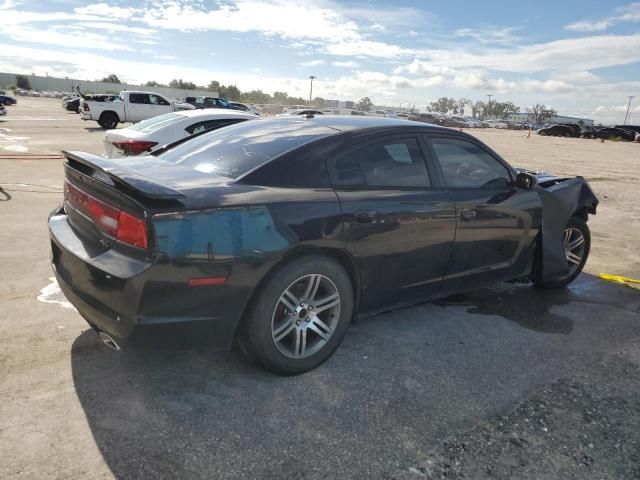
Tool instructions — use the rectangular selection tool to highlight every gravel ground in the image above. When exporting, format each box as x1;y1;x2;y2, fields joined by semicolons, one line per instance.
392;351;640;480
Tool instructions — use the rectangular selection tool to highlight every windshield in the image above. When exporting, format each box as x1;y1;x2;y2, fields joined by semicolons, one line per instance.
157;120;334;179
128;113;185;133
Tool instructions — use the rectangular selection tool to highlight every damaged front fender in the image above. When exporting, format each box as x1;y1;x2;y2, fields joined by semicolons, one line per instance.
535;176;598;281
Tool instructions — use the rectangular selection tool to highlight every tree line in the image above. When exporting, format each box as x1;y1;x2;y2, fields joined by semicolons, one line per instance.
424;96;557;123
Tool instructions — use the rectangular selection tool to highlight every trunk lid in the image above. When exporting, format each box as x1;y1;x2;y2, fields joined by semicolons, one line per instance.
63;151;191;258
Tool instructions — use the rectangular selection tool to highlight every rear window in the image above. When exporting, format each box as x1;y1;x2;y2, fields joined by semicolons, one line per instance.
128;113;185;133
157;120;333;179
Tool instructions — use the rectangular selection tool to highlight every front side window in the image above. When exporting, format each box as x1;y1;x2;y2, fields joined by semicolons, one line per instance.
429;137;511;189
333;138;431;188
129;93;149;104
149;94;169;106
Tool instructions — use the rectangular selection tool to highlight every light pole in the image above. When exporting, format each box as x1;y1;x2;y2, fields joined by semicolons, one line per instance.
309;75;316;104
624;96;635;125
486;94;493;119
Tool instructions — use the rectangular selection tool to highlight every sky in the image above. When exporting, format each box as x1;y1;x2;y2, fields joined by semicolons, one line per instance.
1;0;639;123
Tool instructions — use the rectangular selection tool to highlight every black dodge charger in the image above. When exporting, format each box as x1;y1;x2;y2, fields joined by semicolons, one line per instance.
49;116;598;375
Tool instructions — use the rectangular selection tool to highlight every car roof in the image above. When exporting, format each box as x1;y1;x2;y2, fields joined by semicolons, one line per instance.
256;115;445;132
174;108;258;120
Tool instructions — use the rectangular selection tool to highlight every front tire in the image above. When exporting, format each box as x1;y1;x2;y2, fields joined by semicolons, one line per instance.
536;216;590;288
240;256;354;375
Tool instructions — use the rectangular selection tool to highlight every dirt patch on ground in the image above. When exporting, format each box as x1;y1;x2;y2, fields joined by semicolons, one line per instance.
392;354;640;480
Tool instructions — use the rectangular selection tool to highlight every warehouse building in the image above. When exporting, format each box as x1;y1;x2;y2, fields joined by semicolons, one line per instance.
507;112;594;126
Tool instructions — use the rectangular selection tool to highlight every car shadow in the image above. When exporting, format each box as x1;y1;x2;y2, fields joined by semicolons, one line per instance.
83;126;106;132
70;273;636;478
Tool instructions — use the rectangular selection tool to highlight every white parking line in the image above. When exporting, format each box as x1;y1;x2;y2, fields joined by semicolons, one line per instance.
37;277;76;310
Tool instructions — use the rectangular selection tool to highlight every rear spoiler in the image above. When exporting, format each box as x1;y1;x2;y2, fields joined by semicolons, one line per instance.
63;150;185;199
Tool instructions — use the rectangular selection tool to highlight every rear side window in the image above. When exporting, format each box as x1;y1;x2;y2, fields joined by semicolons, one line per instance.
157;121;333;179
429;137;511;188
129;113;184;132
129;93;149;104
185;118;245;134
332;138;431;188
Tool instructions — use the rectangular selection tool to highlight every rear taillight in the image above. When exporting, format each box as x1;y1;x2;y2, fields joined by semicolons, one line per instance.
112;140;158;156
116;211;148;249
83;103;90;111
64;180;148;249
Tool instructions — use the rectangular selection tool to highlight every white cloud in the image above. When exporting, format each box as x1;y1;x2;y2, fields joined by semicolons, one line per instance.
324;39;413;58
299;59;326;67
394;60;455;76
139;1;361;43
72;22;155;36
564;20;611;32
74;2;138;21
416;34;640;73
565;2;640;32
332;60;359;68
452;26;521;44
1;24;133;52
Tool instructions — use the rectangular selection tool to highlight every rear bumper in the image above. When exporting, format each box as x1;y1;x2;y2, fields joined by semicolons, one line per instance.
49;208;246;349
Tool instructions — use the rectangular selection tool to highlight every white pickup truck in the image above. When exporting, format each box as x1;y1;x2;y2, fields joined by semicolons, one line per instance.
81;90;192;129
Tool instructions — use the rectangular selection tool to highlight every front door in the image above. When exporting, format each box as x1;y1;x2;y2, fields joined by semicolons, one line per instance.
329;135;456;311
425;134;542;292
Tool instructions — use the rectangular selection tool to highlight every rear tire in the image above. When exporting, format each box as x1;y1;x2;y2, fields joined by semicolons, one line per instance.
535;216;590;288
98;112;118;129
240;256;354;375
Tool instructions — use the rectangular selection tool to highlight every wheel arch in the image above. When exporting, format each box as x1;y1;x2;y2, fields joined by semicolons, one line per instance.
233;246;362;342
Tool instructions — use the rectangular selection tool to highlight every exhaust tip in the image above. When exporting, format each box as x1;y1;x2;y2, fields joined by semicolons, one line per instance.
98;331;121;351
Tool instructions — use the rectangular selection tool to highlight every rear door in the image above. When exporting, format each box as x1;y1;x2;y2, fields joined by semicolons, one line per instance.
328;134;456;311
424;134;542;292
126;93;150;122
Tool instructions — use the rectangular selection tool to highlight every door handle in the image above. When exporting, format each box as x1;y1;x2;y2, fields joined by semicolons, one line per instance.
354;210;378;224
459;209;477;221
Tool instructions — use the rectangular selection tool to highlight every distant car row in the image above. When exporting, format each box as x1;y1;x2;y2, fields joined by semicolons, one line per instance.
538;123;640;142
14;89;67;98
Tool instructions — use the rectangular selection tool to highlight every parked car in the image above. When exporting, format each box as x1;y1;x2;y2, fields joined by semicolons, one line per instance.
63;96;81;113
81;90;186;129
277;109;324;117
229;102;260;115
103;109;258;158
442;117;469;128
49;117;598;375
0;94;17;106
537;124;580;137
371;110;397;118
614;125;640;134
595;127;636;141
186;96;246;111
409;113;445;125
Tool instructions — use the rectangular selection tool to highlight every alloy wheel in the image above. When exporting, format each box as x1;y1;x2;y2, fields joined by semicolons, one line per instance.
564;227;586;275
271;274;341;359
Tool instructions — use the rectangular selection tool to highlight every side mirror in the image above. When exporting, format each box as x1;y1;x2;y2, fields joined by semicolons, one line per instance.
515;172;537;190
